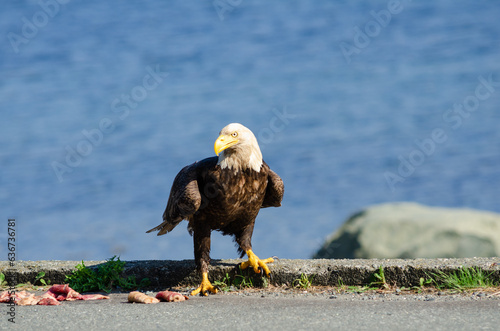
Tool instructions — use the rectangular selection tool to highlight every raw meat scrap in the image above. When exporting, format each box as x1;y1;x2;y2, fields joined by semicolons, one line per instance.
156;290;189;302
128;291;159;304
0;284;109;306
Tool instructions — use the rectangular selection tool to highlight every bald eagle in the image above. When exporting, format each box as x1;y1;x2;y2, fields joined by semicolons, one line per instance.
147;123;284;296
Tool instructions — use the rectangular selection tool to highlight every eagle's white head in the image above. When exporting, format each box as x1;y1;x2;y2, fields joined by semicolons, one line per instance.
214;123;263;173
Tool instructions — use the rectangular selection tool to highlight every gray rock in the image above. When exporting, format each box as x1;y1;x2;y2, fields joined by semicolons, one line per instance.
314;202;500;259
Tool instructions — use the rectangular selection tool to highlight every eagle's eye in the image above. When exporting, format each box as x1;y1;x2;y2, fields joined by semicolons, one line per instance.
231;132;238;138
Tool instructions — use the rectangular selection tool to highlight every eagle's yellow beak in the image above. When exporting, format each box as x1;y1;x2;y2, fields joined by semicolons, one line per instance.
214;134;239;156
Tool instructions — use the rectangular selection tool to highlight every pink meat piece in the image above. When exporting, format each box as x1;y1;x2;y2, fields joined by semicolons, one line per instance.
37;294;61;306
156;291;189;302
0;291;11;303
0;290;39;304
48;284;84;301
1;284;109;306
16;293;38;306
11;290;31;304
17;293;60;306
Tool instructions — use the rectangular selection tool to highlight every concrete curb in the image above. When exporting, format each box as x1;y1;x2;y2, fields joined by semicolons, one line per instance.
1;258;499;289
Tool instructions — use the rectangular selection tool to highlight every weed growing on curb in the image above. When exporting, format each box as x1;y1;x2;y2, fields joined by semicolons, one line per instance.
337;277;373;293
0;271;51;290
370;266;390;290
234;273;254;288
213;266;271;291
213;273;233;292
411;277;434;293
0;273;7;287
293;273;313;289
34;271;51;286
65;256;150;293
429;267;498;291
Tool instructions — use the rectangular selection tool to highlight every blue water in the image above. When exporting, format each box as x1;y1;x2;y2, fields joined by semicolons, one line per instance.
1;0;499;261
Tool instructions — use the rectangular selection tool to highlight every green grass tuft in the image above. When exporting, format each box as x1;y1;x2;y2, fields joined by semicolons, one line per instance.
65;256;150;293
213;266;271;291
370;265;390;290
0;273;7;287
411;277;434;293
0;271;51;290
293;273;313;289
429;267;498;291
34;271;51;286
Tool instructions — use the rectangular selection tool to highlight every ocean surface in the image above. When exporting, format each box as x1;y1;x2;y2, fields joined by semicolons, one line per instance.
1;0;499;261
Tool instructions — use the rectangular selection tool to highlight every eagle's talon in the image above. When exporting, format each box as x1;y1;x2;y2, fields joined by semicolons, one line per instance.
190;272;218;296
241;249;274;277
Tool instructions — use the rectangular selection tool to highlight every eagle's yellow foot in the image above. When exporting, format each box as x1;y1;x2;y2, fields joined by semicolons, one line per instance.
240;249;274;276
191;272;218;296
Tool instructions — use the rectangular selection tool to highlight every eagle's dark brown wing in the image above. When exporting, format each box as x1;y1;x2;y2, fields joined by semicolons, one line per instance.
146;162;202;236
261;165;284;208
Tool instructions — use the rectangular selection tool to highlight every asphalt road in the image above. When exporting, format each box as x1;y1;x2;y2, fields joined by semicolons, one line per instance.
2;292;499;330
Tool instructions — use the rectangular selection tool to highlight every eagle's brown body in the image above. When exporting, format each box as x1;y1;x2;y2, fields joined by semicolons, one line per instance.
147;123;284;295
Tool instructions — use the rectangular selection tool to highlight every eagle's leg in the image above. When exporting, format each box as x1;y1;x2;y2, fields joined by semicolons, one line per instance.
191;227;218;296
236;227;274;276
